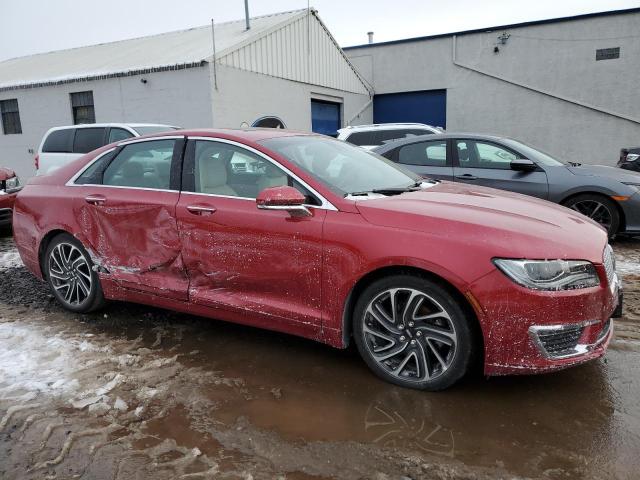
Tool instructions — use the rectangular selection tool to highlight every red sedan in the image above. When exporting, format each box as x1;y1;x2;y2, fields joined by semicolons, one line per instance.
0;167;22;229
13;129;620;390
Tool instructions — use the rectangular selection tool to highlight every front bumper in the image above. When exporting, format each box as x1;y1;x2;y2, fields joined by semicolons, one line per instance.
618;192;640;234
470;265;618;376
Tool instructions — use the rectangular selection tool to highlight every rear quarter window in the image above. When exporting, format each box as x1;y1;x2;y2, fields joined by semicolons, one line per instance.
42;129;74;153
377;129;433;145
344;131;377;146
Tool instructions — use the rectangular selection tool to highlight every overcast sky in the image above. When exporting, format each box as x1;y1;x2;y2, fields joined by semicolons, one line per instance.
1;0;638;62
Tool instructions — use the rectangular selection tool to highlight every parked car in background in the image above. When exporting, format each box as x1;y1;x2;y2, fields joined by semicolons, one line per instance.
374;133;640;237
0;167;22;230
36;123;179;175
618;146;640;172
337;123;442;150
14;129;618;390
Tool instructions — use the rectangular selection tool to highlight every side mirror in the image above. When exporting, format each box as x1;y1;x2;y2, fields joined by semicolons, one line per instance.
510;159;538;172
256;186;311;217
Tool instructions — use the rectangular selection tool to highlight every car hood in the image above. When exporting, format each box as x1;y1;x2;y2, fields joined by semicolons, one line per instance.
0;167;16;181
567;164;640;183
355;181;608;264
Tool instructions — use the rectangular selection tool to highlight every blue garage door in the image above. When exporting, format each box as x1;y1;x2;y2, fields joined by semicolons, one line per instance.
373;90;446;128
311;100;341;137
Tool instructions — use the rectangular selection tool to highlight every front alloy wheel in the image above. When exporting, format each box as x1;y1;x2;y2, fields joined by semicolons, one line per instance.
45;233;105;313
354;275;475;391
564;194;620;237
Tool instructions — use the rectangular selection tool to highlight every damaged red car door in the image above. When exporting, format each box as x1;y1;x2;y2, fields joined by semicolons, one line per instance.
73;138;189;300
176;138;326;336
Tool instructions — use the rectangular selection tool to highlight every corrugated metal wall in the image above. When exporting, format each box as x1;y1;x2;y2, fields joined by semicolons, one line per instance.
218;12;369;95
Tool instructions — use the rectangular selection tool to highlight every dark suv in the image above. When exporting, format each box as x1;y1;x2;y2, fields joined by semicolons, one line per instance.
618;147;640;172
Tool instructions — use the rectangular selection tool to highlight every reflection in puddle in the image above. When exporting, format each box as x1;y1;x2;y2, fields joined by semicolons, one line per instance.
364;403;455;457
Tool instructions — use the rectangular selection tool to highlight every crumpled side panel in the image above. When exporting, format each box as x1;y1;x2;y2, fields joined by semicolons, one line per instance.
75;190;188;299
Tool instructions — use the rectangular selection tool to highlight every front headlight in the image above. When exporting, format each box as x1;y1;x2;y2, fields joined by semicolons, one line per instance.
4;176;22;193
627;153;640;162
493;258;600;290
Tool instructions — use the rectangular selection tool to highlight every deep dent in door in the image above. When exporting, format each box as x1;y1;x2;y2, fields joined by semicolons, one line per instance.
77;201;186;289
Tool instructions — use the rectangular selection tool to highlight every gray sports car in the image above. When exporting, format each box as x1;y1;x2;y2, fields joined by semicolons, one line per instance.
373;133;640;236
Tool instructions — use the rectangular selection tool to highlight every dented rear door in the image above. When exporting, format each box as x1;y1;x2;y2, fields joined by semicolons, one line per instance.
73;137;189;300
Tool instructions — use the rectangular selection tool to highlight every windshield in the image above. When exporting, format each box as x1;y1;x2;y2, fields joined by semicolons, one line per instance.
503;139;565;166
259;136;423;196
133;126;179;136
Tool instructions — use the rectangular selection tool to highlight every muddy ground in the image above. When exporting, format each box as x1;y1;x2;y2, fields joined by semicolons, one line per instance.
0;234;639;480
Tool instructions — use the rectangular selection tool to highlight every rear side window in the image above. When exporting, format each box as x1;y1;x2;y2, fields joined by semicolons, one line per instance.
73;128;106;154
398;140;448;166
103;140;176;189
345;131;376;146
42;129;74;153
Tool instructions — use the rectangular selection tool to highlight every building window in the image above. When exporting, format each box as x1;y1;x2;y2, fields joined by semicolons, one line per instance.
70;91;96;124
596;47;620;61
251;116;287;128
0;99;22;134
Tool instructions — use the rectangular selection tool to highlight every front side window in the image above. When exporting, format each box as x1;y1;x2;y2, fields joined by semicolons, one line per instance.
70;91;95;125
191;141;318;203
108;128;134;143
0;99;22;134
260;136;422;196
398;140;447;166
457;140;520;169
103;139;175;189
73;128;106;153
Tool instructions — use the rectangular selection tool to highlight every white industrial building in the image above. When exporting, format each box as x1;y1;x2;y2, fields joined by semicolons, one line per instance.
345;7;640;166
2;7;639;180
0;9;372;179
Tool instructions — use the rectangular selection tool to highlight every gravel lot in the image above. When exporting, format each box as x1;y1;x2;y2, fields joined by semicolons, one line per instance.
1;233;639;480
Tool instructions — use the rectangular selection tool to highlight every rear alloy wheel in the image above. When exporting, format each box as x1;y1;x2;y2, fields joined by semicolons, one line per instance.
353;275;475;391
563;194;620;237
45;233;105;313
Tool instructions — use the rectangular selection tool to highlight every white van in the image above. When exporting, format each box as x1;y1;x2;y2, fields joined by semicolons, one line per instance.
36;123;179;175
337;123;443;150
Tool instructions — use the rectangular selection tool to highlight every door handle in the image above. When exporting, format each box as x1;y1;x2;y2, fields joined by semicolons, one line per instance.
85;194;106;205
455;174;478;180
186;204;217;215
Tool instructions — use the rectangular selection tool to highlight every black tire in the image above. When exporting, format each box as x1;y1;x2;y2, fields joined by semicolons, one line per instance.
44;233;105;313
353;275;475;391
563;194;620;237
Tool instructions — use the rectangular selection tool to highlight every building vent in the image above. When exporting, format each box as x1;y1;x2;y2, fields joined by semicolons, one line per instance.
596;47;620;61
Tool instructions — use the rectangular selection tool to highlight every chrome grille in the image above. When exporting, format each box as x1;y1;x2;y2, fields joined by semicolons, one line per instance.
603;244;616;285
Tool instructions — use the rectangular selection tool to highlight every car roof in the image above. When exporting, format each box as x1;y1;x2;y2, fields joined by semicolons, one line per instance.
146;127;319;142
338;123;438;133
47;123;177;131
373;132;507;152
